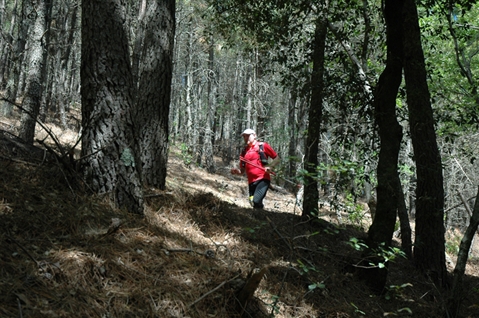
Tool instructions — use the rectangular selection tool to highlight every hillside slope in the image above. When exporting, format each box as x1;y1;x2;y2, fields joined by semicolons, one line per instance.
0;123;478;317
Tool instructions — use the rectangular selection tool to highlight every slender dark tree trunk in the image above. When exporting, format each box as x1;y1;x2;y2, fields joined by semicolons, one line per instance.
368;0;404;247
204;36;216;173
133;0;175;189
1;0;19;116
56;2;79;128
0;0;12;88
287;91;298;188
447;187;479;317
18;0;49;144
364;0;404;293
81;0;144;214
302;17;327;219
403;0;446;287
13;0;30;98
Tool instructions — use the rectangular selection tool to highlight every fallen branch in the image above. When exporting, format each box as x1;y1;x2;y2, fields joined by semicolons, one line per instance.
144;192;174;198
445;195;475;213
0;154;40;166
236;267;268;313
163;247;215;258
189;274;241;307
1;97;68;158
7;235;40;266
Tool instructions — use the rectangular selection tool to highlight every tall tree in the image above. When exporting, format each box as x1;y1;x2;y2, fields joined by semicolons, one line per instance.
203;35;216;173
302;16;327;218
81;0;144;214
18;0;50;144
367;0;405;249
133;0;176;189
367;0;447;289
1;0;22;117
365;0;405;292
403;0;446;285
49;1;79;128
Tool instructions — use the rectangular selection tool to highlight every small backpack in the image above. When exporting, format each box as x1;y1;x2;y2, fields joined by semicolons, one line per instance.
258;142;268;166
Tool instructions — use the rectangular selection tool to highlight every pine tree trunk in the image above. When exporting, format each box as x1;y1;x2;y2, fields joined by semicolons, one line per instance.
81;0;144;214
1;0;24;117
0;0;11;87
204;37;216;173
55;2;79;128
131;0;147;87
133;0;175;189
18;0;49;144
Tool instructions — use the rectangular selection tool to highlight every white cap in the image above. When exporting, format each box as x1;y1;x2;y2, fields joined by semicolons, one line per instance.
241;128;256;136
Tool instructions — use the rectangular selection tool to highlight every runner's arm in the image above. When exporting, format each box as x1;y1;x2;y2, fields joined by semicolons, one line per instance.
231;167;244;175
269;156;280;168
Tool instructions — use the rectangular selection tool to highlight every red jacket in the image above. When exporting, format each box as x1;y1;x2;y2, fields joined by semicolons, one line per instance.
240;141;278;184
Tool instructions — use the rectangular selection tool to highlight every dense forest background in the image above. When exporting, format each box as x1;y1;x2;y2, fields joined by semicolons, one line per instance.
1;0;479;317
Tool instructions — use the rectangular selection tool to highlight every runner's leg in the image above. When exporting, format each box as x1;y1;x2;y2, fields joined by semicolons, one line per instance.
248;182;257;207
252;179;270;209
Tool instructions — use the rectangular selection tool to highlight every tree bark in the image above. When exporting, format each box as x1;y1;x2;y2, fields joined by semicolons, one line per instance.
447;187;479;317
0;0;12;87
184;28;194;145
131;0;147;87
1;0;19;117
56;2;79;128
133;0;175;189
287;91;298;188
81;0;144;214
302;17;327;219
204;36;216;173
403;0;447;286
364;0;404;293
18;0;49;144
368;0;404;247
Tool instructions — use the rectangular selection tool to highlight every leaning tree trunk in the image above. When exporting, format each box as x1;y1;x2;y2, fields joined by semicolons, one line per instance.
364;0;404;293
18;0;49;145
302;17;327;219
403;0;447;287
81;0;144;214
368;0;404;248
447;187;479;317
133;0;175;189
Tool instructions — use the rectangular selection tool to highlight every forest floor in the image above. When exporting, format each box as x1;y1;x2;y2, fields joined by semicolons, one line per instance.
0;113;479;317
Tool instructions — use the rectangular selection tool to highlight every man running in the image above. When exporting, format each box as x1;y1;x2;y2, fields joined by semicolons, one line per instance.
231;129;280;209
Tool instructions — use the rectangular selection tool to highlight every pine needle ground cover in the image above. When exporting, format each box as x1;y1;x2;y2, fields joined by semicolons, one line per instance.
0;120;479;317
